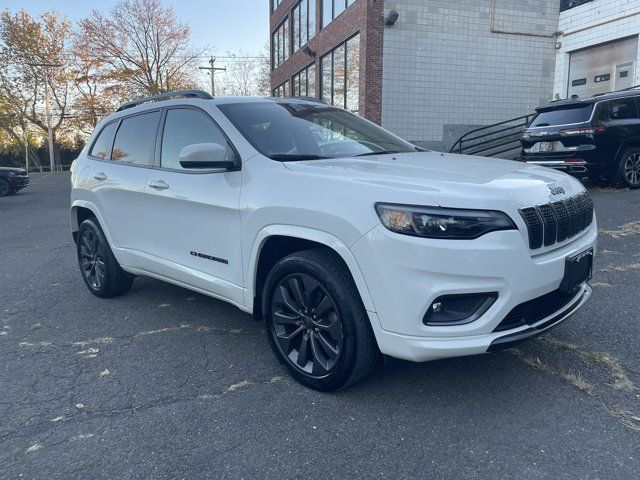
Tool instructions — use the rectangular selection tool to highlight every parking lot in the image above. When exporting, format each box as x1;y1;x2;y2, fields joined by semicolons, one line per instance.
1;172;639;479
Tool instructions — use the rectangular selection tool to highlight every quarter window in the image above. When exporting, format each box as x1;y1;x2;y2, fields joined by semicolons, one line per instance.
160;109;235;170
111;111;160;166
606;98;639;120
292;64;316;97
320;34;360;111
89;122;117;159
271;18;289;70
292;0;316;53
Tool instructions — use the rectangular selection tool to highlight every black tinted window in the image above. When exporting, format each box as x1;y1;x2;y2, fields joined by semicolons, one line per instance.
530;105;593;127
606;98;638;120
89;122;117;159
111;111;160;165
160;109;233;170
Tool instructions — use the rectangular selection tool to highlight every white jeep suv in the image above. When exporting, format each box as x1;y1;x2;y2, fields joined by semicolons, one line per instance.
70;90;597;391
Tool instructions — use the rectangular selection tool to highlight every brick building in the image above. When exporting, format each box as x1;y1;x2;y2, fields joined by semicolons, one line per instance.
269;0;639;151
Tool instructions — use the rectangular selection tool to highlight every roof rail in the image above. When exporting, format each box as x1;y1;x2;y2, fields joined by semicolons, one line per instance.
116;89;213;112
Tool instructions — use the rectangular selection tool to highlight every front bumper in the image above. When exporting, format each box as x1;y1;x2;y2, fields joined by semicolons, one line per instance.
351;221;597;362
9;175;29;190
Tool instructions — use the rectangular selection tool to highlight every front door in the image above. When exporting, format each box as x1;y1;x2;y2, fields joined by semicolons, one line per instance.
140;106;244;304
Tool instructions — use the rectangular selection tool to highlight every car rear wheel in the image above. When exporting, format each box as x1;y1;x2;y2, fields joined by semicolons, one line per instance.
263;249;379;391
616;148;640;189
0;179;10;197
77;218;134;298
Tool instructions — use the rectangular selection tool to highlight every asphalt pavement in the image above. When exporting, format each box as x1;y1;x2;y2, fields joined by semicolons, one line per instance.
1;173;639;479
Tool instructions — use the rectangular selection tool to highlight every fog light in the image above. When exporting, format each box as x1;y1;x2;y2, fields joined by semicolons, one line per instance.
423;293;498;326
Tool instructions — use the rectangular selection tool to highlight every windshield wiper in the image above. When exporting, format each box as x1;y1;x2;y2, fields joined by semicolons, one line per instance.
355;150;405;157
269;154;329;161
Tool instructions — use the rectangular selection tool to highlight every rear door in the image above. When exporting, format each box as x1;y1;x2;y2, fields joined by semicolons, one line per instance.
138;106;244;303
89;110;160;259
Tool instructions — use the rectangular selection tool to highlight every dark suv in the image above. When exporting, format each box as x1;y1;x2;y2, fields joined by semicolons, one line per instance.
521;89;640;188
0;167;29;196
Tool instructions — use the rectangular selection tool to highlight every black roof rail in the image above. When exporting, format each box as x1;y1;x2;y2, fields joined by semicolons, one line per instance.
116;89;213;112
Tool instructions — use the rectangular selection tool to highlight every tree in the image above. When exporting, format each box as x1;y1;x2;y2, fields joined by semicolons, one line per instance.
0;10;72;168
77;0;202;98
214;47;271;97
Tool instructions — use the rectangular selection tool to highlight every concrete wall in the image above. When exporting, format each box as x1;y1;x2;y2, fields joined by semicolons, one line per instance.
381;0;559;151
553;0;640;99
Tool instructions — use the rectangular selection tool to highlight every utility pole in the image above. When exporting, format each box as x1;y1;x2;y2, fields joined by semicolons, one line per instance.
23;118;29;174
27;62;61;172
199;57;226;96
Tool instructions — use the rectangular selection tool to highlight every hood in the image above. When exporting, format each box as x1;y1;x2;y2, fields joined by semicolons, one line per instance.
282;151;584;209
0;166;26;174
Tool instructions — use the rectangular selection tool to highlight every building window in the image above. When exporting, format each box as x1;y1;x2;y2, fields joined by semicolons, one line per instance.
292;63;316;97
271;0;283;13
273;80;289;97
292;0;316;53
321;0;356;29
271;18;289;70
320;34;359;111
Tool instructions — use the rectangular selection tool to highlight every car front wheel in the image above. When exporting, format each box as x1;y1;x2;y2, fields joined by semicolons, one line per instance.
263;249;378;391
0;179;10;197
77;218;134;298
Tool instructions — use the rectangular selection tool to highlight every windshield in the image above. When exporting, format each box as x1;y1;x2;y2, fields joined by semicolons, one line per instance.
217;101;417;160
529;104;594;128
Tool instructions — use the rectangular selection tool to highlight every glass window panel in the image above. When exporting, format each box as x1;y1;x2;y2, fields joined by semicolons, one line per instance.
292;4;300;53
322;0;332;29
89;122;117;159
308;63;316;97
283;19;289;60
308;0;316;39
300;0;307;46
111;111;160;166
345;34;360;112
333;44;345;108
321;54;332;104
334;0;345;18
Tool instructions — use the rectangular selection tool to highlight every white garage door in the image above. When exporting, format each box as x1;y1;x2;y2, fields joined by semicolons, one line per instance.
567;36;638;98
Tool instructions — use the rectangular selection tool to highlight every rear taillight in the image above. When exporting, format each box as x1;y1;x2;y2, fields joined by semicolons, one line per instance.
565;157;586;164
560;126;606;136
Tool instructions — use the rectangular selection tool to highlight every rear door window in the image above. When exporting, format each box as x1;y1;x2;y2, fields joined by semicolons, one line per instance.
111;111;161;166
606;98;639;120
529;105;593;127
89;122;117;159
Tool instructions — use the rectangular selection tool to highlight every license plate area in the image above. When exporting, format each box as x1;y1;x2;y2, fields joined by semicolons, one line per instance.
559;248;593;293
526;141;563;153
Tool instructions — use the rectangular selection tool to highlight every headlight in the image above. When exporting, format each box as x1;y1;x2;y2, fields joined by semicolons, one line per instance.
375;203;516;239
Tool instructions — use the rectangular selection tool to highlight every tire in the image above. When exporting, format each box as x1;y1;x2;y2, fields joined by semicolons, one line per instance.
615;148;640;189
77;218;133;298
0;179;10;197
262;248;379;391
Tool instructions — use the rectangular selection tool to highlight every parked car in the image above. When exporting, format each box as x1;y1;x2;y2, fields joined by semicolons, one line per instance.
70;90;597;390
0;167;29;196
521;88;640;188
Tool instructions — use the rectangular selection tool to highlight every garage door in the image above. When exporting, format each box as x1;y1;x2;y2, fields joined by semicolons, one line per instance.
567;36;638;98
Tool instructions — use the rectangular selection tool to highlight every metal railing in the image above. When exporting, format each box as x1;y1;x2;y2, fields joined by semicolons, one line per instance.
449;114;535;159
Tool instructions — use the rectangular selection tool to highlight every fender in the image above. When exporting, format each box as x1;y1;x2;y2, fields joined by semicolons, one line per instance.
244;225;377;314
614;136;640;163
70;200;117;252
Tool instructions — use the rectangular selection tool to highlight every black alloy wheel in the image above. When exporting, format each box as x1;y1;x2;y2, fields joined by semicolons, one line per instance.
263;249;379;391
79;227;107;290
270;273;344;376
76;218;133;298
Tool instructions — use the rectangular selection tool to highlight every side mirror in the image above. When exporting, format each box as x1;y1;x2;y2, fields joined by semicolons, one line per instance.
178;143;239;169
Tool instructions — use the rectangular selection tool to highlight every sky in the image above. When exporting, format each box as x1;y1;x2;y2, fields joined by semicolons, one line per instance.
1;0;269;56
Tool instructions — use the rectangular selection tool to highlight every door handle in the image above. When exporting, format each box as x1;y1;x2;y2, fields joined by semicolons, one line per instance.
148;180;169;190
93;172;107;181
